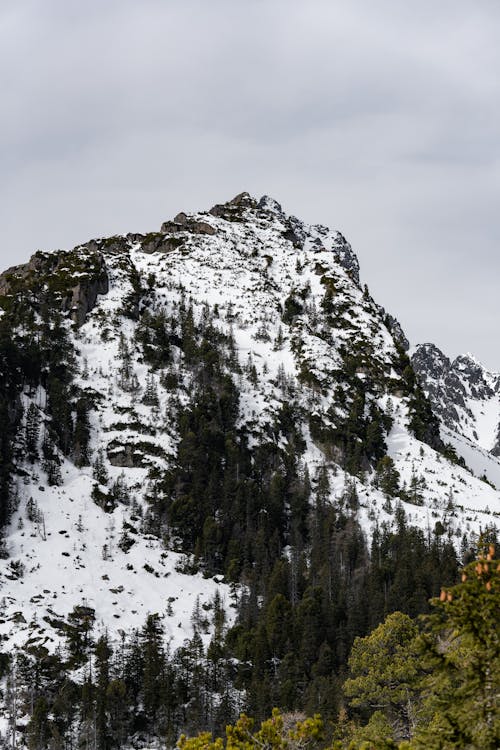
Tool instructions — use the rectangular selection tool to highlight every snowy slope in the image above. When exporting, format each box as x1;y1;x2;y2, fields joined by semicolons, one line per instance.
440;425;500;490
0;192;499;659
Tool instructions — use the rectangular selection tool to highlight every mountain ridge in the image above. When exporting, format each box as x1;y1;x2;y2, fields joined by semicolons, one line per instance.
412;341;500;465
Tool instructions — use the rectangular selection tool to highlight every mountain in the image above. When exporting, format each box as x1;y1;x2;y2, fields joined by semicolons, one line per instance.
412;342;500;487
0;192;498;746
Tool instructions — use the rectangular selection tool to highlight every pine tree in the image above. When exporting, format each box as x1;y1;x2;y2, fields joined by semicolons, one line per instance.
177;708;324;750
95;634;112;750
42;433;63;486
107;678;128;748
110;471;130;506
66;605;96;666
74;396;91;467
344;611;421;741
415;545;500;748
374;455;400;498
141;614;165;726
27;696;50;750
142;372;160;407
25;403;41;462
93;448;109;486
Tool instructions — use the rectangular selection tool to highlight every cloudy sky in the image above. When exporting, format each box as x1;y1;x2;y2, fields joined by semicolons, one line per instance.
1;1;499;367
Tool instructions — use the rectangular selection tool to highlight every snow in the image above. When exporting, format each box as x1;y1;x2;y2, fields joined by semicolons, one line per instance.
441;425;500;490
467;395;500;452
0;464;232;654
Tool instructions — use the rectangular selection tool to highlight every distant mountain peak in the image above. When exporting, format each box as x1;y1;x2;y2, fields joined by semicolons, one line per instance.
412;342;500;462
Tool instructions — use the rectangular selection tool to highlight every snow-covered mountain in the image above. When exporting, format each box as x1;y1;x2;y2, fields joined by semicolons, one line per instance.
0;192;498;662
412;343;500;486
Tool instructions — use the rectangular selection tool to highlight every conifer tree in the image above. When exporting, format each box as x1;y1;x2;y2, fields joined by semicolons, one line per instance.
141;614;165;726
74;396;91;467
110;471;130;506
143;372;160;407
42;433;63;486
415;545;500;749
344;611;421;741
93;448;109;486
374;455;400;498
95;634;112;750
25;403;41;462
27;696;50;750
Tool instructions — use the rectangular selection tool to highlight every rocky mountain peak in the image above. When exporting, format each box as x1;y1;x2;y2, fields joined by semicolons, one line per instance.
257;194;285;216
413;342;500;462
412;342;451;379
208;190;257;219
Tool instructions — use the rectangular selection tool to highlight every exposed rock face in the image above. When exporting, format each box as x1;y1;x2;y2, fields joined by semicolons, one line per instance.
412;343;500;455
412;344;473;426
0;249;109;327
257;195;284;216
141;234;186;255
107;443;138;468
209;191;257;220
309;224;360;284
160;217;216;236
383;313;410;352
107;440;167;468
64;267;109;327
453;354;497;400
330;231;360;284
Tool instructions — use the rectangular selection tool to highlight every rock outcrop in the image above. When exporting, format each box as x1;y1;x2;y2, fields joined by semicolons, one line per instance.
0;248;109;327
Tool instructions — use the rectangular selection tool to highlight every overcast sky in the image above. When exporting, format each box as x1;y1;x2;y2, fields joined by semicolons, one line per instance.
1;1;499;368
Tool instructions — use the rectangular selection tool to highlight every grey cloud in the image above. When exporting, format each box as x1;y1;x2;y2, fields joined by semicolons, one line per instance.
1;0;499;367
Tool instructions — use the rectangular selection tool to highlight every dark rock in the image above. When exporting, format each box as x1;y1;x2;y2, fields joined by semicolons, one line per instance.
62;269;109;327
160;218;216;236
107;440;166;468
209;192;257;220
331;231;360;284
173;212;188;224
384;313;410;352
107;443;138;468
0;249;109;328
141;234;185;255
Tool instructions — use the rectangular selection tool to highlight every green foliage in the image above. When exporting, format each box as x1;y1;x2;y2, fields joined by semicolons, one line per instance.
93;448;109;485
413;546;500;749
374;456;400;499
390;346;442;451
27;696;50;750
347;711;399;749
178;708;324;750
65;605;96;667
344;612;421;740
407;384;442;451
136;308;174;368
1;245;491;749
0;251;102;527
